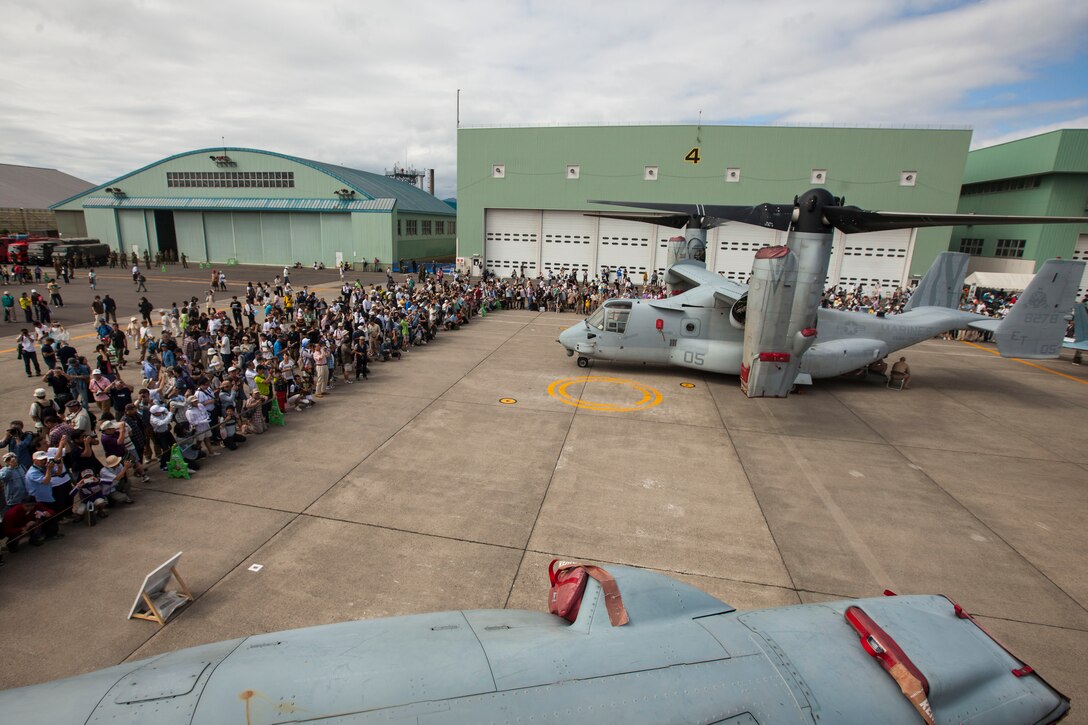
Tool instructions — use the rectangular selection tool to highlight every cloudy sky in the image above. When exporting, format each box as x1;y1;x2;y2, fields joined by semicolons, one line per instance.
2;0;1085;198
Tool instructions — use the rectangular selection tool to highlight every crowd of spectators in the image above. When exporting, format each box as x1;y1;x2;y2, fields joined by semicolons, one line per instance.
2;267;510;558
5;261;1082;555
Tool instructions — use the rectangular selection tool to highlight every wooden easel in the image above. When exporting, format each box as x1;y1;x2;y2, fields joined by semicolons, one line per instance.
128;552;193;626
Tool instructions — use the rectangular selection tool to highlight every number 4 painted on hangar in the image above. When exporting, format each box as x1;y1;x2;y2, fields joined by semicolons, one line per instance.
684;147;701;164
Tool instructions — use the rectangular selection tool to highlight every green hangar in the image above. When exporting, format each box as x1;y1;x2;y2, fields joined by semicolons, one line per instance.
951;129;1088;297
456;125;973;290
51;148;456;268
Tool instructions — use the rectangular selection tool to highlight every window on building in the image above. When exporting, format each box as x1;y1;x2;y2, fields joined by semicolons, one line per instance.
995;239;1026;258
449;221;456;234
397;219;402;235
435;221;445;234
406;220;418;236
961;176;1041;196
958;238;984;255
165;171;295;188
422;220;432;235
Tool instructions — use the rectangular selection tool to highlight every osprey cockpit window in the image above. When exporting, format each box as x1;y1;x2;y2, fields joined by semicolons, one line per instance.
587;307;606;331
603;301;632;334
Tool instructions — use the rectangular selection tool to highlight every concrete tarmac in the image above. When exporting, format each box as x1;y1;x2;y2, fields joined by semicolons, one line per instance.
0;270;1085;717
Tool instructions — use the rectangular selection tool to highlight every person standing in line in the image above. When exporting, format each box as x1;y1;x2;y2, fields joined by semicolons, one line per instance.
312;341;329;397
18;329;42;377
88;268;97;289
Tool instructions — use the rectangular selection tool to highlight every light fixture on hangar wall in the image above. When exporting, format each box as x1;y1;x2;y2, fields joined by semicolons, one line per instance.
104;187;126;198
209;154;235;167
334;188;356;199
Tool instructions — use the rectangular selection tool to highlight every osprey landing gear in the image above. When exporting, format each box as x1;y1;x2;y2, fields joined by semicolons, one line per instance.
577;356;589;368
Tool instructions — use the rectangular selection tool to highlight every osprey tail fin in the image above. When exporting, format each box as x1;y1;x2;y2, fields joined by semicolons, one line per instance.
992;260;1085;358
903;252;969;311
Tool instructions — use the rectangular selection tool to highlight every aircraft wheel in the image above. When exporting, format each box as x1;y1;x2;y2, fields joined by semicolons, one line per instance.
577;356;589;368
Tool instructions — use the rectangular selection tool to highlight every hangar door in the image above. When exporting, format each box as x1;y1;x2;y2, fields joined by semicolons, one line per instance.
484;209;541;277
835;229;913;293
712;223;781;283
1073;234;1088;298
597;217;653;282
540;211;595;277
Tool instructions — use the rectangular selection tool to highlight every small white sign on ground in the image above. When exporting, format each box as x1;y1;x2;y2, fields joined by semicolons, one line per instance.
127;551;194;626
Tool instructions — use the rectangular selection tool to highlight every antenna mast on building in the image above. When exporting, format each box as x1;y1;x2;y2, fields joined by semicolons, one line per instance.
385;164;425;189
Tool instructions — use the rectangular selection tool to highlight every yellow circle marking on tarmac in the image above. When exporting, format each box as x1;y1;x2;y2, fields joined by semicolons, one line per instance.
680;382;696;388
547;376;663;412
499;398;517;404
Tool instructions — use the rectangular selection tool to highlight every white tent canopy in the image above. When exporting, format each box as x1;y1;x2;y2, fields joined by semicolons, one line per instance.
964;271;1035;291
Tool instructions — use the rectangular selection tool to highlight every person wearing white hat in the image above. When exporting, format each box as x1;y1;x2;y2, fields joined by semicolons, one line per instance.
148;405;175;471
89;369;111;415
29;389;58;431
185;394;219;456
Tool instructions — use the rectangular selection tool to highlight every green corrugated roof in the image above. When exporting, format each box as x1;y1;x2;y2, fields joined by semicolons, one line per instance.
301;158;454;215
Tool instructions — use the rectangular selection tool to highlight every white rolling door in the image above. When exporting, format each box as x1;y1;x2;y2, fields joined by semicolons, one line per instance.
713;223;779;283
1073;234;1088;298
597;217;653;282
540;211;596;277
484;209;541;277
836;229;911;294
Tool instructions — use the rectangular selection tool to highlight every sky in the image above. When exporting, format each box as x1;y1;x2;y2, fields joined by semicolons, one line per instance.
2;0;1086;199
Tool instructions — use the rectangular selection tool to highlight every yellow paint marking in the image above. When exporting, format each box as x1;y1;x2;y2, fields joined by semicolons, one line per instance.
960;341;1088;386
499;398;517;404
547;376;663;412
680;382;696;388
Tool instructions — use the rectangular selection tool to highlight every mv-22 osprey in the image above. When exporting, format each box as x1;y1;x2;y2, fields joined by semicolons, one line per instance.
558;188;1087;397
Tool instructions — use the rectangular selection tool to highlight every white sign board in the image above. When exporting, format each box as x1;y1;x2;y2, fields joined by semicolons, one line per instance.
127;551;193;625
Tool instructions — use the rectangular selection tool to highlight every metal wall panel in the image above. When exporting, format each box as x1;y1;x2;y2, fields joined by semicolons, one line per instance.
597;217;653;281
540;211;596;275
484;209;541;277
173;212;206;262
1073;233;1088;297
232;212;263;265
289;213;321;264
144;211;159;254
261;213;292;267
118;209;149;254
320;213;352;266
204;213;236;262
712;223;780;282
836;229;912;293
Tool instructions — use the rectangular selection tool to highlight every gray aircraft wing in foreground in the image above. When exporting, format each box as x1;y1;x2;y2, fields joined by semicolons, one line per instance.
0;566;1069;723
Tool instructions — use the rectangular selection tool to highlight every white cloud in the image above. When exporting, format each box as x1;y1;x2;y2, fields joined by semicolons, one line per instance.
0;0;1085;198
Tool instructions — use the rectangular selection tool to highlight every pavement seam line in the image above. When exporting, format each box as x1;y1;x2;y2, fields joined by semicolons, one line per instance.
704;372;801;598
835;372;1088;613
120;310;540;662
502;312;584;608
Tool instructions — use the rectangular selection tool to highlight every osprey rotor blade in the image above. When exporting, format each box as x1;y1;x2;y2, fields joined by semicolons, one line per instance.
824;206;1088;234
589;200;796;230
582;212;694;229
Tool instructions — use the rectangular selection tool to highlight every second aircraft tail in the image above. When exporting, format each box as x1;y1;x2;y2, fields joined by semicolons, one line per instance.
970;259;1086;358
903;252;969;311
